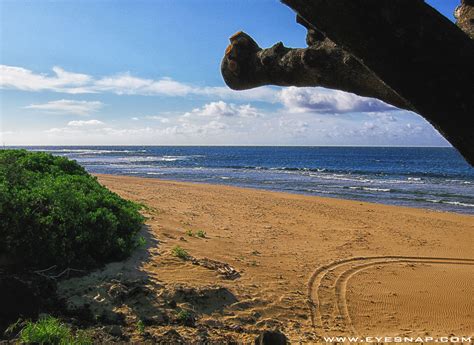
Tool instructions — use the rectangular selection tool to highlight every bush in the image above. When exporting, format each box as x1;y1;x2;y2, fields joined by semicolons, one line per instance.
171;246;189;260
176;309;191;322
17;315;92;345
176;309;194;326
0;149;144;268
136;320;145;334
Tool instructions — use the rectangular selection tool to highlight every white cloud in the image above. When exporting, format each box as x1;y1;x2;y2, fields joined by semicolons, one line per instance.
24;99;103;116
67;119;104;127
163;120;228;136
184;101;263;118
143;115;170;123
1;64;277;102
51;67;92;86
0;65;93;94
94;74;193;96
279;87;395;114
194;86;278;103
42;119;228;142
279;118;309;136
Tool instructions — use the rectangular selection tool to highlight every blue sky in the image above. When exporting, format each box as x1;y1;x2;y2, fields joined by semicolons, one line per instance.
0;0;459;146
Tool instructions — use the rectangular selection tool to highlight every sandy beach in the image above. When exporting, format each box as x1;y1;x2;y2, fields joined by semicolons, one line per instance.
82;174;474;342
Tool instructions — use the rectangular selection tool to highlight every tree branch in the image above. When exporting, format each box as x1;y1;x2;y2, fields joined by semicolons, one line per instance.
221;1;474;165
455;0;474;39
221;32;412;111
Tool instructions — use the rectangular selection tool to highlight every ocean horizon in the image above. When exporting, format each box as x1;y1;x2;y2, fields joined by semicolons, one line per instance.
11;145;474;215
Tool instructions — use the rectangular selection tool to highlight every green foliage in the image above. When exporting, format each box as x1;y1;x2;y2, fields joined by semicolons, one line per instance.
171;245;189;260
136;236;147;248
136;320;145;334
0;149;145;268
185;229;194;237
196;230;206;238
18;315;92;345
176;309;191;323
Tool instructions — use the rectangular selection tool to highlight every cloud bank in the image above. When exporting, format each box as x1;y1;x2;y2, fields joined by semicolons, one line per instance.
2;65;398;114
1;64;448;147
184;101;263;118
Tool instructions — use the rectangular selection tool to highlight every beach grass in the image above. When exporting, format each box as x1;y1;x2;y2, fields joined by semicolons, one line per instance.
171;245;189;259
18;315;92;345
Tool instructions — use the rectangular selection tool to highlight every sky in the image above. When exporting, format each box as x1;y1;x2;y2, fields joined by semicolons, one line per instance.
0;0;460;146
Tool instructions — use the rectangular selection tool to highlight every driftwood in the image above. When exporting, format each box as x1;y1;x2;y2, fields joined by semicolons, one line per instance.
221;0;474;165
191;257;240;280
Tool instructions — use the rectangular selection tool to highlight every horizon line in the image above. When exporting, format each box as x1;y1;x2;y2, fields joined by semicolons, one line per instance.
3;144;454;148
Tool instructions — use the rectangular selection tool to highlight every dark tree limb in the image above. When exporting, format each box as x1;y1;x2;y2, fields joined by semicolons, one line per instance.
455;0;474;38
221;32;412;111
221;1;474;165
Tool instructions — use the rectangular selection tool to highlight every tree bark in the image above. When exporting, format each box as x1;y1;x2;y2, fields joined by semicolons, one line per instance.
221;1;474;166
221;32;412;111
455;0;474;39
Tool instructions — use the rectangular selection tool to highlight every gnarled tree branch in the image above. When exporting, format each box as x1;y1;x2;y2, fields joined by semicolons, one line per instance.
221;0;474;166
221;32;412;111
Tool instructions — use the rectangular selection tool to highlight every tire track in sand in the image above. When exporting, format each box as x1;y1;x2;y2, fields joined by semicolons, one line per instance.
307;256;474;334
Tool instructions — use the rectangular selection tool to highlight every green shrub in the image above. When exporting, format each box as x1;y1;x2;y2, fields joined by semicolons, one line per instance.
171;245;189;259
176;309;191;322
185;229;193;237
18;315;92;345
196;230;206;238
0;149;144;268
136;236;147;248
136;320;145;334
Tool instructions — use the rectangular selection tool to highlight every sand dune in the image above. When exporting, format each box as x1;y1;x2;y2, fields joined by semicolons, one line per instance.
90;174;473;342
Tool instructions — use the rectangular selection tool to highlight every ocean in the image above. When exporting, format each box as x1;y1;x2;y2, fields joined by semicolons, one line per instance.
19;146;474;215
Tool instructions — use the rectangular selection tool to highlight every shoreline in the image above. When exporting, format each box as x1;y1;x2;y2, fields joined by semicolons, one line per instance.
95;173;474;217
15;146;474;215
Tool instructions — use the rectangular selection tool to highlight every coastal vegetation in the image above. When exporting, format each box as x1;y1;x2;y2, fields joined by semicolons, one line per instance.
171;245;189;259
11;315;92;345
196;229;206;238
0;149;144;269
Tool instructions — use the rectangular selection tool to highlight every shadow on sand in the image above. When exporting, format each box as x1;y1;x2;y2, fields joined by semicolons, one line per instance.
56;224;238;340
